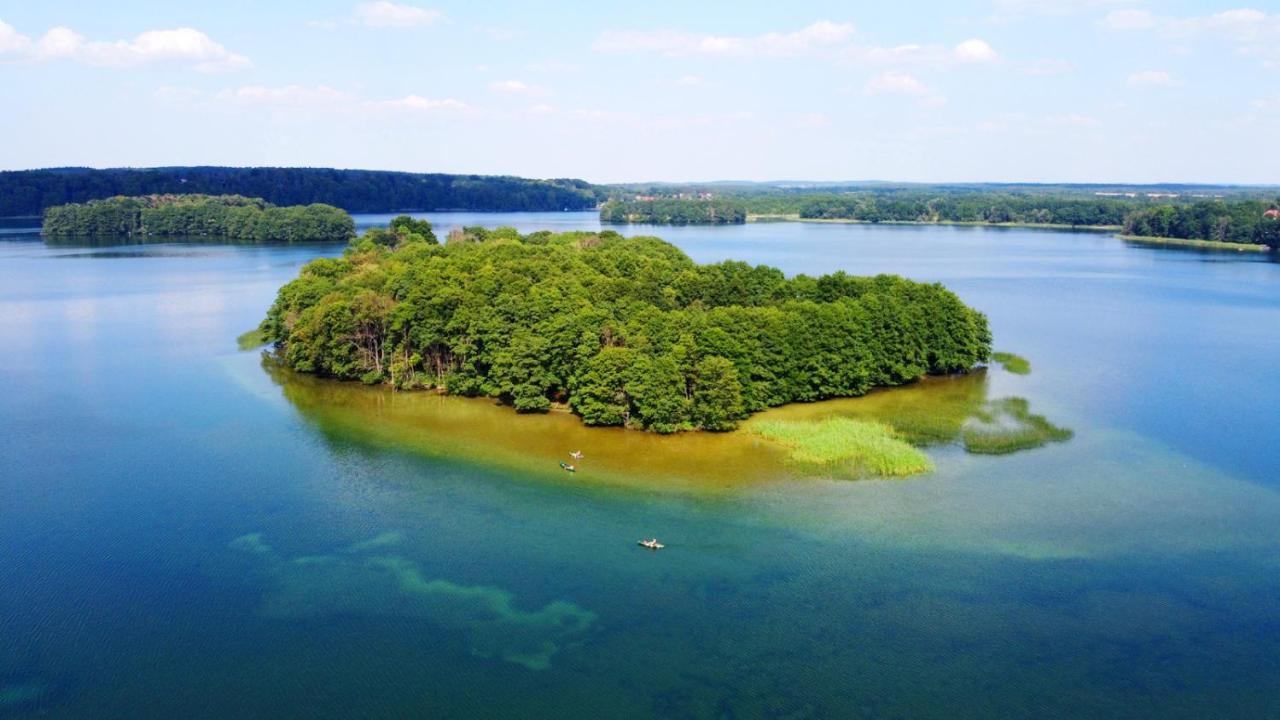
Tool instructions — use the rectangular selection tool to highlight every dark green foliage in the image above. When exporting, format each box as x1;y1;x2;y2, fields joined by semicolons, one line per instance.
262;228;991;432
600;199;747;225
3;167;603;216
793;193;1134;226
1123;200;1280;248
42;194;354;242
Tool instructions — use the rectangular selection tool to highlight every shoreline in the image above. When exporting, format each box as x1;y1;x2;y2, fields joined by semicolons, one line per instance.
1118;234;1271;252
747;214;1121;231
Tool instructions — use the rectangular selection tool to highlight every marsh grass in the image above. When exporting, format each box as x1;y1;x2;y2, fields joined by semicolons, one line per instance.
237;328;268;351
749;417;933;478
961;397;1073;455
991;352;1031;375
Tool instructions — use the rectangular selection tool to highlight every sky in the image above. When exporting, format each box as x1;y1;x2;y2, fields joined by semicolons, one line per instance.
0;1;1277;184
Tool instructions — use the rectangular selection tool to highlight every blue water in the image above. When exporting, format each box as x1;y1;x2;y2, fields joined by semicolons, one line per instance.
2;213;1279;718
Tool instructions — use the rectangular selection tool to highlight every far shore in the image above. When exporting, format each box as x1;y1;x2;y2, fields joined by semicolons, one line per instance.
1118;234;1271;252
746;213;1121;231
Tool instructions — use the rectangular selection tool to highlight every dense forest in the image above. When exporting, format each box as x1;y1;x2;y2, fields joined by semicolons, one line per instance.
1123;200;1280;248
2;167;603;216
43;195;354;243
599;199;747;225
261;222;991;432
792;193;1135;226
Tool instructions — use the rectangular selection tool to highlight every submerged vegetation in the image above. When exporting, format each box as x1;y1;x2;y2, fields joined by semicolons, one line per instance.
42;194;354;242
749;418;933;478
960;397;1074;454
991;351;1031;375
262;224;991;433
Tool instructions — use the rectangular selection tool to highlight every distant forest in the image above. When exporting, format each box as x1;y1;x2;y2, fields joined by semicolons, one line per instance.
0;167;603;216
43;195;354;243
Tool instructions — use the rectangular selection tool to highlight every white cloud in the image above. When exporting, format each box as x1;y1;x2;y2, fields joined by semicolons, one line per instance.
218;85;353;105
676;74;703;86
993;0;1134;17
354;2;442;27
1100;9;1155;30
488;79;544;95
954;38;999;63
798;112;831;128
374;94;468;111
866;71;928;96
0;22;249;72
592;20;855;58
1127;70;1175;87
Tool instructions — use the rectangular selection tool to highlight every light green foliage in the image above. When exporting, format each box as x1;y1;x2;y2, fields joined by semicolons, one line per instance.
262;228;992;432
600;198;747;225
42;194;354;242
1124;199;1280;248
236;328;268;351
749;418;934;478
991;351;1031;375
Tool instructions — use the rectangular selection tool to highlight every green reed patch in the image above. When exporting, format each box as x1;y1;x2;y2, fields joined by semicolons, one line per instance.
748;417;933;478
991;351;1031;375
961;397;1073;455
237;328;268;351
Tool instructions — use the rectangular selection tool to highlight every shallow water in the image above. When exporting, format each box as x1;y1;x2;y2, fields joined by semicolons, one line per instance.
2;214;1279;718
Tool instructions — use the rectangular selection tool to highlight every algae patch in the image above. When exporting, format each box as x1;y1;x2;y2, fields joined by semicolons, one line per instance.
230;532;595;670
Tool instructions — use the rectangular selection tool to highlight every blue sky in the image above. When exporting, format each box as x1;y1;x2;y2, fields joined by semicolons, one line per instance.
1;1;1276;183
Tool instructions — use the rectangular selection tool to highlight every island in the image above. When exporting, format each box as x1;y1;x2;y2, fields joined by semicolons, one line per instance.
42;194;354;243
260;222;992;436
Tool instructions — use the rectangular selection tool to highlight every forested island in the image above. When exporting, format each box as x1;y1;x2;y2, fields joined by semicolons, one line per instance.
261;223;991;433
43;195;354;243
600;198;747;225
2;166;602;216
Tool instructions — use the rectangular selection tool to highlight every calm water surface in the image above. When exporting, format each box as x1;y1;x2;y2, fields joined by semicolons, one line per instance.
2;213;1279;718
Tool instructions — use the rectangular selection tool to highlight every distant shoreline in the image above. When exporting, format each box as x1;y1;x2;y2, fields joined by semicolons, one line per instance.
747;213;1121;231
1118;234;1270;252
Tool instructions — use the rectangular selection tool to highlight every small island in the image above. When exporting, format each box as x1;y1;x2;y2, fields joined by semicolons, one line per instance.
260;222;991;434
42;194;354;243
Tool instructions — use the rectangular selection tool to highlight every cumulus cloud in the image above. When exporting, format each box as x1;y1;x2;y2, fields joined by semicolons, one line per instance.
592;20;855;58
0;21;250;72
954;38;999;63
354;2;442;27
1127;70;1175;87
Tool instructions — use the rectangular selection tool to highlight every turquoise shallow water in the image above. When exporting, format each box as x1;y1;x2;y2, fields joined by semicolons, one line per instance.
2;214;1280;718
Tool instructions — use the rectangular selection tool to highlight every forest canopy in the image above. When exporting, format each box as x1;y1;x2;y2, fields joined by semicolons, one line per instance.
600;199;747;225
1123;200;1280;248
42;194;355;243
261;226;991;432
3;166;603;216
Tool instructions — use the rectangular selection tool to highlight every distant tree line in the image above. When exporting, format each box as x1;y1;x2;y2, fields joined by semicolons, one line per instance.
262;225;991;432
1123;200;1280;248
43;195;355;243
599;199;747;225
2;167;604;216
791;193;1135;226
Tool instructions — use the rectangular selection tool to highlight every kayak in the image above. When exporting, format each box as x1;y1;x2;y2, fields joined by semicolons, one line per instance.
559;462;576;472
637;539;664;550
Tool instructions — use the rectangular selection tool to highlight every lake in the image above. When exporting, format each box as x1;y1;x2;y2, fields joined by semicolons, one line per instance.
2;213;1279;718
